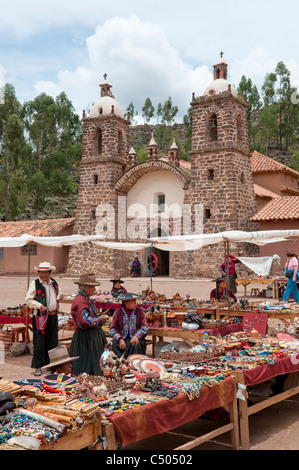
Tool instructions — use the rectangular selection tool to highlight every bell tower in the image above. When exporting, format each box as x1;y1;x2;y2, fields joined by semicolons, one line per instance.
67;75;130;275
179;55;258;276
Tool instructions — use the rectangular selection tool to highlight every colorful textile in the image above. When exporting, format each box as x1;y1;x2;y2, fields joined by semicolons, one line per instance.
108;377;235;447
243;356;299;386
71;293;102;330
110;306;148;342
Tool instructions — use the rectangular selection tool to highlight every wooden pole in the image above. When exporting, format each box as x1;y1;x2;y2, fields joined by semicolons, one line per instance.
224;240;231;316
27;245;31;289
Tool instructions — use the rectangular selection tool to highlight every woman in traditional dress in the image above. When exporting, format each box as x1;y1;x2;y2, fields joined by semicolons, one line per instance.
110;293;148;359
210;277;237;303
219;255;239;293
110;277;127;298
69;273;109;375
130;257;141;277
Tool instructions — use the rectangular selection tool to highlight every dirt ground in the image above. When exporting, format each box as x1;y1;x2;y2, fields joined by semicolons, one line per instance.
0;274;299;451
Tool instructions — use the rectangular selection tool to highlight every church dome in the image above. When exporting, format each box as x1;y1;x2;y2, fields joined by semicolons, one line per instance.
89;95;124;119
89;75;124;119
203;78;238;98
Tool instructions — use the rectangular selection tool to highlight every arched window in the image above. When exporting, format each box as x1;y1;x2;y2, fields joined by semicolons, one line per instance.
154;192;166;213
208;113;218;142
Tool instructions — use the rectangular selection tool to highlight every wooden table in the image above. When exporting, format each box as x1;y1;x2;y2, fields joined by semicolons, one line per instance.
232;356;299;450
105;376;239;451
235;278;275;297
40;420;104;450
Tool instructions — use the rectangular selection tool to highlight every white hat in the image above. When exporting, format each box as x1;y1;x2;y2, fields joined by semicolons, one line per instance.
35;261;56;273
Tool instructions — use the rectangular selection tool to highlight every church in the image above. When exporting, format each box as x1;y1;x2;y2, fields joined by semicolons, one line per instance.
67;56;262;279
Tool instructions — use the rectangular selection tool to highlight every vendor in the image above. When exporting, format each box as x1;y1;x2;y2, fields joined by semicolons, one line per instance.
110;293;149;359
25;261;64;377
219;255;239;293
210;277;237;303
41;345;79;376
131;257;141;277
110;278;127;298
69;273;109;376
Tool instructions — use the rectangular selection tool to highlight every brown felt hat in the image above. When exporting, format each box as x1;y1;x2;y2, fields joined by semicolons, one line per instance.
74;273;101;286
41;345;79;370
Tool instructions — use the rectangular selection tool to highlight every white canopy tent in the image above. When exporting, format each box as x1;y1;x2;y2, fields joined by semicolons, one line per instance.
148;229;299;252
1;229;298;290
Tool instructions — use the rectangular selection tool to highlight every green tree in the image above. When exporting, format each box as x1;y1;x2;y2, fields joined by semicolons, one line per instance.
156;102;163;124
161;97;178;125
0;83;26;220
259;62;299;150
290;151;299;172
142;98;155;124
237;75;262;147
22;92;82;218
125;102;138;125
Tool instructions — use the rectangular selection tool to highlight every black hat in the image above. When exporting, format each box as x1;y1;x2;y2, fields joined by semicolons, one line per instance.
211;276;226;283
118;293;142;301
110;278;124;284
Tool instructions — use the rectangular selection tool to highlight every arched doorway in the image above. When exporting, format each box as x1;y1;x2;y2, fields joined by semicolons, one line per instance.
148;227;169;277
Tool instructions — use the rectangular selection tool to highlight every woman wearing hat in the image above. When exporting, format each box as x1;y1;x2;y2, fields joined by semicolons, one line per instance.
25;262;64;377
110;278;127;298
110;293;149;359
69;273;109;376
210;277;237;303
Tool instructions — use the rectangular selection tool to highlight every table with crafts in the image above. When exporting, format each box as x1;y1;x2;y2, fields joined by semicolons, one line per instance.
105;375;239;450
232;354;299;450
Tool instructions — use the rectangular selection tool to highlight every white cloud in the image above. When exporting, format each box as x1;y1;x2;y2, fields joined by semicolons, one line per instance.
0;65;6;83
229;48;277;90
32;15;214;121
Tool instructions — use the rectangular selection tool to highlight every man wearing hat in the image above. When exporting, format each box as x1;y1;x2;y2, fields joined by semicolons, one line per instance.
69;273;109;376
25;262;64;377
110;293;149;359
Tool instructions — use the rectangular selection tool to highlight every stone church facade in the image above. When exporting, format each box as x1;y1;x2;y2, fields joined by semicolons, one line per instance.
67;58;258;279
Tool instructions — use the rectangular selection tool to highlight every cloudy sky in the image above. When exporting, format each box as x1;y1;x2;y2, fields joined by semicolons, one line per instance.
1;0;299;122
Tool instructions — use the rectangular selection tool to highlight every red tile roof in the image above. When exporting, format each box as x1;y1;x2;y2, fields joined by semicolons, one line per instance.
251;196;299;221
0;218;75;237
254;184;279;199
251;150;299;178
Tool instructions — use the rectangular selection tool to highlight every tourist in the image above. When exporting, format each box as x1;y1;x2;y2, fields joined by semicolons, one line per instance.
131;257;141;277
41;345;79;376
69;273;109;375
219;255;239;293
25;262;64;377
283;251;299;303
110;293;148;358
210;277;237;303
